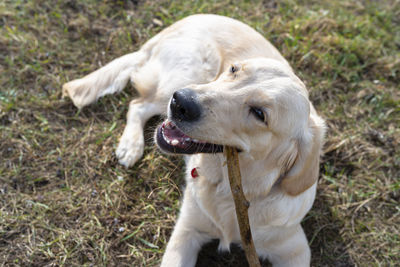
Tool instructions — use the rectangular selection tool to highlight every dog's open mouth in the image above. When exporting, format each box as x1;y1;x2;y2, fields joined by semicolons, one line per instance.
156;120;223;154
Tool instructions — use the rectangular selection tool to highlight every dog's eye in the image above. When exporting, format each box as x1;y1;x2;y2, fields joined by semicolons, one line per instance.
250;107;267;124
230;64;240;74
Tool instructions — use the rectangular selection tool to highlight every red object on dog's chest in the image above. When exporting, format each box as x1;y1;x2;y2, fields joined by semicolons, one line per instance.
191;168;199;178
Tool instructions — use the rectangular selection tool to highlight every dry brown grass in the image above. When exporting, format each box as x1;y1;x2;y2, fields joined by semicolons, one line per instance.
1;0;399;266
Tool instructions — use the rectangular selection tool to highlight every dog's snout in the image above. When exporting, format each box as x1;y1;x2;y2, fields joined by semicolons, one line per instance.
170;88;201;122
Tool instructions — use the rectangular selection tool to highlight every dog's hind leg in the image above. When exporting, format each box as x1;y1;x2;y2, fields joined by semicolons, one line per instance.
116;97;166;167
62;51;146;109
255;224;311;267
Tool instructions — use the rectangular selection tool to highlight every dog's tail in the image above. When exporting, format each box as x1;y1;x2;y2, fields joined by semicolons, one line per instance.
62;51;145;109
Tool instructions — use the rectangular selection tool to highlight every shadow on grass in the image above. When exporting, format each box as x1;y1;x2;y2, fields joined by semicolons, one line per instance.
305;192;355;267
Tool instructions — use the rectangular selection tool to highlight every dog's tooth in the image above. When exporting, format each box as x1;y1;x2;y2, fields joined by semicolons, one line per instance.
171;139;179;146
162;131;168;142
185;138;191;141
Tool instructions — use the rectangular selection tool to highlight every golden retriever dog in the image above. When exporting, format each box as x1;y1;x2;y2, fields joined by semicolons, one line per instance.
63;14;326;267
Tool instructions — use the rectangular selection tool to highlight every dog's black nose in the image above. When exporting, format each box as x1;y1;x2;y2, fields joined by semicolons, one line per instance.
170;88;201;122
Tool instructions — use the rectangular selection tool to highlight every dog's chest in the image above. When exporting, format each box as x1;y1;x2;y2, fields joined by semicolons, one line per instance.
185;154;243;246
184;154;317;246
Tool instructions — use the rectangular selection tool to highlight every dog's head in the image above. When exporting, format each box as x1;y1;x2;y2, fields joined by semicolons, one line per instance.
156;58;325;195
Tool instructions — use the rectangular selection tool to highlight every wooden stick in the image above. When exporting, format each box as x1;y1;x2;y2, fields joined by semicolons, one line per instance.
224;146;261;267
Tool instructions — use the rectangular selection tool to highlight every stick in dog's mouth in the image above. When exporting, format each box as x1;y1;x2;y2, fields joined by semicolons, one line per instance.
156;119;224;154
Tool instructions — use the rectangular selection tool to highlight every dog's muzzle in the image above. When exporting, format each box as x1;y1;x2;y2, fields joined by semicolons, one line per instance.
155;88;224;154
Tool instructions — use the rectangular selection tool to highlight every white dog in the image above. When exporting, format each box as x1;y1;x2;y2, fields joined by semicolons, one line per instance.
63;14;326;267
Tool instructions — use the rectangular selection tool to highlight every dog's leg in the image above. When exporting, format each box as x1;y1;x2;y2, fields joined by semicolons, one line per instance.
116;65;219;167
161;188;214;267
256;224;311;267
116;98;165;167
161;226;210;267
62;51;146;109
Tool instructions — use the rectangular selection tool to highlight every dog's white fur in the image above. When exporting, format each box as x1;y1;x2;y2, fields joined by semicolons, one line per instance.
63;14;326;267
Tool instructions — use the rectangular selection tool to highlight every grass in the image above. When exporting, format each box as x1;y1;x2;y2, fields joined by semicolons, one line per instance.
0;0;399;266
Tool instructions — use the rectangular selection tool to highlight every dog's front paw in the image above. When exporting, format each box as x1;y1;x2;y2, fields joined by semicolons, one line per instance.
116;135;144;168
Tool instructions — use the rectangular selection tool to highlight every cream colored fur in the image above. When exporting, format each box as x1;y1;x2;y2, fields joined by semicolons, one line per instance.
63;14;326;267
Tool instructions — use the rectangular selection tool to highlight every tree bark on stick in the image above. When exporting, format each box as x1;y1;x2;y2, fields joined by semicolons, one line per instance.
224;146;261;267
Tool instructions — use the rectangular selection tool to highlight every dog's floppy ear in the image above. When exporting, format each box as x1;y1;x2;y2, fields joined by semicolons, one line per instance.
281;112;326;196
